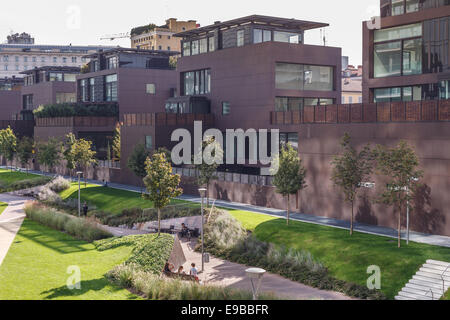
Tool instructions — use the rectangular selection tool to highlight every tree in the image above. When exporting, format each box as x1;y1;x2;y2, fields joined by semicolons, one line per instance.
63;133;77;179
194;136;223;207
127;143;150;192
0;127;17;171
143;152;183;236
374;141;423;248
272;144;307;226
71;138;97;187
331;133;373;236
16;136;34;173
37;138;61;173
112;126;121;161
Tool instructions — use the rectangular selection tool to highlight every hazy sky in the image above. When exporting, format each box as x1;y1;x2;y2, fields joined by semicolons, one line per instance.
0;0;380;65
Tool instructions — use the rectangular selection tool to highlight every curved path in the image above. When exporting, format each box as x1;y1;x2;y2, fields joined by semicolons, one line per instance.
180;239;352;300
0;194;30;267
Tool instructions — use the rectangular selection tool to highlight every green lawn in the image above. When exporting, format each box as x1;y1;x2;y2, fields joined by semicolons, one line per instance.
443;289;450;300
0;169;45;187
60;183;187;214
0;202;7;216
228;209;450;300
0;219;138;300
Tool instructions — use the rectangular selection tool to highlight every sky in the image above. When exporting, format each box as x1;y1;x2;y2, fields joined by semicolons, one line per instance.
0;0;380;66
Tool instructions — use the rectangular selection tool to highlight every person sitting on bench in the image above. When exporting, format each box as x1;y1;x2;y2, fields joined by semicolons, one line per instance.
180;223;189;238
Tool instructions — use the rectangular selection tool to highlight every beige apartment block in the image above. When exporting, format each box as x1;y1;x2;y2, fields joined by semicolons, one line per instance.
131;18;198;52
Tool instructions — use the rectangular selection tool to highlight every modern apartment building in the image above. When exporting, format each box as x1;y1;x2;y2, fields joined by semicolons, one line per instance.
363;0;450;102
20;66;80;116
76;48;178;118
0;35;113;78
131;18;198;52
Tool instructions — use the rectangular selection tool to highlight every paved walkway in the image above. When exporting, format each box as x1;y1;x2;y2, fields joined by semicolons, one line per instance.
179;238;351;300
0;194;30;267
5;166;450;248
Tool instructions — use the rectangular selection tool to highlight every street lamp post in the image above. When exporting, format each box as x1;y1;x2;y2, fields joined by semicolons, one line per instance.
198;188;207;273
77;171;83;217
246;268;266;300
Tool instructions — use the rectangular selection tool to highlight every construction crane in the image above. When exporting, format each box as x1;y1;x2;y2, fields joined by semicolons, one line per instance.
100;32;130;41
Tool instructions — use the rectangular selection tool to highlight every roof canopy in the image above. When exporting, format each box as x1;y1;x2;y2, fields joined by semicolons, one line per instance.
174;15;329;38
20;66;81;75
84;47;180;59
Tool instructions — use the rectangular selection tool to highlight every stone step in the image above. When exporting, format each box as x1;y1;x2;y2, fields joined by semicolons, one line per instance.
412;275;447;286
416;270;450;282
402;286;439;299
426;260;450;268
423;263;450;273
406;282;445;294
398;291;433;300
420;266;450;277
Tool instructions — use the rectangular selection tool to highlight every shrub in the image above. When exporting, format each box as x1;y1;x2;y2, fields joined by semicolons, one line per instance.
106;263;278;300
47;176;71;193
24;203;112;242
95;233;174;274
33;103;118;118
200;209;386;300
37;186;62;203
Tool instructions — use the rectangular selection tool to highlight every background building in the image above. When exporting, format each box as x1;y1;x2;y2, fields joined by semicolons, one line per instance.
0;33;113;78
363;0;450;102
342;78;362;104
130;18;198;52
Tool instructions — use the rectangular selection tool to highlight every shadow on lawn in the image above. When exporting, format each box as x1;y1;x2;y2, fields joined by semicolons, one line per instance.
18;220;92;254
41;277;139;300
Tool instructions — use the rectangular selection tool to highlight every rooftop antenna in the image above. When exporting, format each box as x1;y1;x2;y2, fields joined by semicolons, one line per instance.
322;29;327;46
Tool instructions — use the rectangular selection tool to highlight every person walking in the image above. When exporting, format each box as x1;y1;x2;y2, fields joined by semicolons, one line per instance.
82;202;88;217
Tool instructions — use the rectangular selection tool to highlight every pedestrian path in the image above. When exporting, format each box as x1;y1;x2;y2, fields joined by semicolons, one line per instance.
0;194;30;267
5;166;450;248
179;238;351;300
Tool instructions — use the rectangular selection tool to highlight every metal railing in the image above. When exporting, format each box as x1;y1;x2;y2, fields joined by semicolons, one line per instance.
441;265;450;296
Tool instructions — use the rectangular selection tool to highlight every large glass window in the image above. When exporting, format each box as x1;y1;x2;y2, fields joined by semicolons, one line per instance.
274;31;301;44
89;78;95;102
182;69;211;96
275;97;303;111
304;65;334;91
80;79;89;102
191;40;199;55
49;73;63;82
64;73;77;82
253;29;263;44
106;56;118;69
105;74;118;102
208;37;215;52
374;86;422;102
374;23;422;43
402;39;422;75
439;80;450;100
276;63;334;91
405;0;420;12
275;63;304;90
374;41;402;77
392;0;405;15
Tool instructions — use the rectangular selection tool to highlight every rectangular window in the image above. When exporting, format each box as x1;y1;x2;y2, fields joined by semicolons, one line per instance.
72;57;77;63
274;31;302;44
146;83;156;94
56;92;76;104
191;40;199;55
182;69;211;95
402;38;422;75
105;74;118;102
222;102;231;115
107;56;118;69
405;0;420;13
440;80;450;100
199;38;208;54
254;29;263;44
303;65;334;91
23;94;33;110
391;0;404;15
89;78;95;102
145;136;153;150
208;36;215;52
374;23;422;43
275;97;303;111
80;79;89;102
183;42;191;56
275;63;304;90
374;41;402;78
237;30;245;47
49;73;63;81
64;73;77;82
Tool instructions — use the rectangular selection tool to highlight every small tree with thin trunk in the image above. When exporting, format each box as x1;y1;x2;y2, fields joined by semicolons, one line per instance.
143;152;183;236
71;138;97;187
374;141;423;248
37;138;61;173
195;136;223;207
272;144;307;226
16;136;34;174
0;126;17;171
63;133;77;179
331;133;373;236
127;143;150;193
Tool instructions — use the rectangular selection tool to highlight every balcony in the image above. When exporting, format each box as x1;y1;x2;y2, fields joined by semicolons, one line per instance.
270;99;450;125
122;112;215;127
